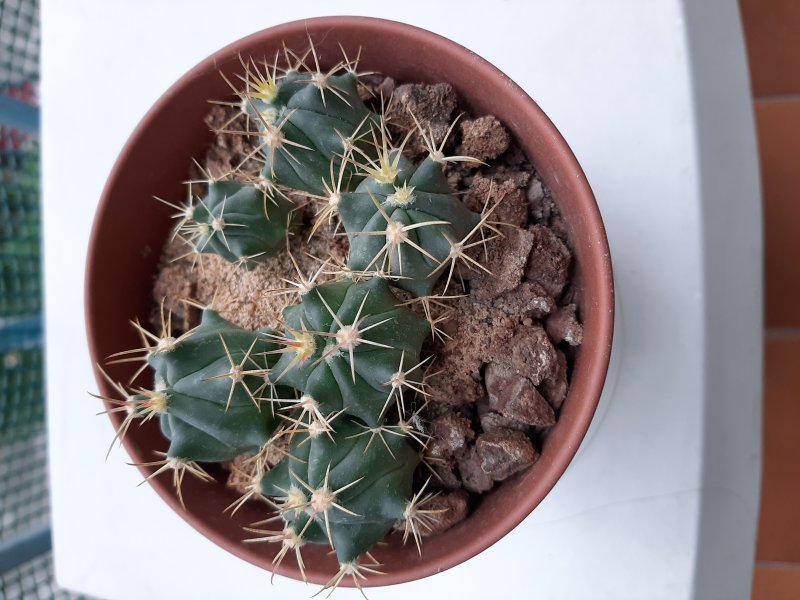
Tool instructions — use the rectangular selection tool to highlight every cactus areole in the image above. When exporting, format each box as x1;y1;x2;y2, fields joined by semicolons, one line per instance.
87;15;613;593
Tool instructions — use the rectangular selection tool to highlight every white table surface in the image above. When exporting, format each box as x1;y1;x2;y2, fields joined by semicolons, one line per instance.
42;1;763;599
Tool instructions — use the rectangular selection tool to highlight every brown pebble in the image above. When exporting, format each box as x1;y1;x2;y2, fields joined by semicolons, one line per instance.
525;225;572;298
458;116;511;162
493;189;529;229
388;82;457;158
478;410;529;434
457;446;494;493
471;227;535;300
428;372;485;406
496;325;557;386
539;350;569;411
476;430;538;481
421;490;470;536
392;490;470;537
463;172;531;220
546;304;584;346
484;362;556;427
429;458;463;490
491;280;555;320
427;412;475;459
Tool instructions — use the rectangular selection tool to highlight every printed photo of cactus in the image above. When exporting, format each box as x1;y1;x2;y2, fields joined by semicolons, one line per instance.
94;39;583;596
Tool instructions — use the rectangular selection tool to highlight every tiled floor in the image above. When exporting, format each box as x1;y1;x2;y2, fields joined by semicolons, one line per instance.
740;0;800;597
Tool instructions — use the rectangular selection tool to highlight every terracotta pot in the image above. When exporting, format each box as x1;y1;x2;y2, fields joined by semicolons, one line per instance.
86;16;614;588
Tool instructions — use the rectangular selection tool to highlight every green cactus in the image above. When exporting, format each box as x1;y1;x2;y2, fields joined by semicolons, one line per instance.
339;150;482;296
268;277;429;427
242;56;381;197
257;417;419;573
175;180;297;269
142;308;285;463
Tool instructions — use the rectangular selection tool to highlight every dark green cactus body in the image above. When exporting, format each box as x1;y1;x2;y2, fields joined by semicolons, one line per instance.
248;70;380;196
269;278;428;427
147;309;282;462
260;417;419;564
191;181;296;269
339;152;480;296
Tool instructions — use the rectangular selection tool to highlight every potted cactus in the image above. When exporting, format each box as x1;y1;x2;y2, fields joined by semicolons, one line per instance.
87;16;613;593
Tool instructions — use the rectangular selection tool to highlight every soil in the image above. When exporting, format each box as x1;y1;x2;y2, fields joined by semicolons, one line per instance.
151;77;583;539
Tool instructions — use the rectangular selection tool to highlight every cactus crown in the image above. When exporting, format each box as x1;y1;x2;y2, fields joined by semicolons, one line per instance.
99;40;502;594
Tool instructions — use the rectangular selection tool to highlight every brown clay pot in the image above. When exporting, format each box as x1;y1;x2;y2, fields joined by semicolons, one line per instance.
86;16;614;588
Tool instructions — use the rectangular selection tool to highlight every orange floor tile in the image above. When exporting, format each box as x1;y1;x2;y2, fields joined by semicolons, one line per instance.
753;564;800;600
756;336;800;563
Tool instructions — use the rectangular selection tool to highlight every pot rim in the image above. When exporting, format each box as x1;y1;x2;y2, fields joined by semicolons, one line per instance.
86;15;614;588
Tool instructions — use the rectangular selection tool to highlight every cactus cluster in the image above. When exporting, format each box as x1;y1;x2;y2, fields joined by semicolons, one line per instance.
99;42;501;593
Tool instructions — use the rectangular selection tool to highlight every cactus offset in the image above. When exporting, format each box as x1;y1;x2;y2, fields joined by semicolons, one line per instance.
174;180;297;269
146;308;285;462
238;50;381;197
106;308;286;465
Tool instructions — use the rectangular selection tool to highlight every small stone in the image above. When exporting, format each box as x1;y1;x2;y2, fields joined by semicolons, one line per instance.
458;116;511;162
546;304;584;346
429;373;485;405
421;490;470;536
476;430;538;481
478;410;529;434
428;458;463;489
495;325;557;386
493;189;528;228
427;412;475;459
491;281;555;320
540;350;568;411
484;362;556;426
470;227;535;300
388;83;457;158
457;446;494;493
463;172;530;220
525;225;572;298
